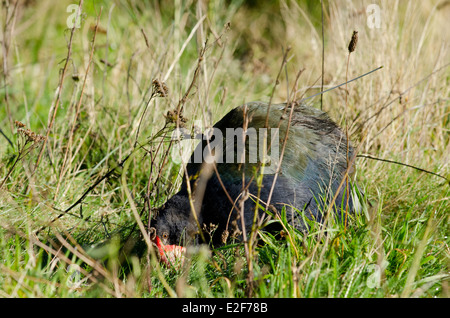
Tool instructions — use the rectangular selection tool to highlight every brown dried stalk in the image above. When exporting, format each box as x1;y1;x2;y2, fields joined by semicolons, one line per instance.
344;30;358;228
0;121;46;190
1;0;19;132
320;0;325;110
55;7;102;198
34;0;84;172
134;78;170;148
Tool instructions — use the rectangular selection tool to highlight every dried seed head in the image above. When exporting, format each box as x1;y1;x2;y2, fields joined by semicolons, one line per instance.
221;230;229;244
35;134;46;142
165;110;177;123
348;30;358;53
72;73;80;82
14;120;25;128
164;109;187;127
17;125;45;143
152;79;169;97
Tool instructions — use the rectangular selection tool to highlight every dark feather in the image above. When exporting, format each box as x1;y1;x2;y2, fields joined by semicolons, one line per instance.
151;101;361;246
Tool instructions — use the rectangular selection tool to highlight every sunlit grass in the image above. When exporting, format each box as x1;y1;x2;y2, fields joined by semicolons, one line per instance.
0;0;448;297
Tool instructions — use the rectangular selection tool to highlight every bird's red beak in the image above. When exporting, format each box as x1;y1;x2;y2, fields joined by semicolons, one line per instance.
152;235;186;267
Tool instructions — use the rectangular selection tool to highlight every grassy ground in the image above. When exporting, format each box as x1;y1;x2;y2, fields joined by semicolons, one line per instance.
0;0;449;298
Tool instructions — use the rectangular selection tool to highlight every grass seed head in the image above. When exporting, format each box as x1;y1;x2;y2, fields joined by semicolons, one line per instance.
15;122;45;143
152;79;169;97
165;109;188;127
348;30;358;53
14;120;25;128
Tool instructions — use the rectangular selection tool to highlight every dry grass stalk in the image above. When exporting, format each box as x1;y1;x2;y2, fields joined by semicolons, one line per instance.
344;29;358;228
1;0;20;132
1;0;449;298
0;121;45;190
55;7;102;199
34;0;84;172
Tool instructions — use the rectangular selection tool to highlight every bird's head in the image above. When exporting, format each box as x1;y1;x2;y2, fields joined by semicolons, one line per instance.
149;194;199;266
150;194;198;246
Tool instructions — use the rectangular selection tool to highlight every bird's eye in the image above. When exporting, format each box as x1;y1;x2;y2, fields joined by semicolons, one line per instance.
162;232;168;240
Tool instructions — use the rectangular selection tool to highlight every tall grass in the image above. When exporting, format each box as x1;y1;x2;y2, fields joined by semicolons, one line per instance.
0;0;448;297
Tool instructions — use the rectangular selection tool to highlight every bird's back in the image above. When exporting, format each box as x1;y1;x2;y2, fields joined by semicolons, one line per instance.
179;101;359;244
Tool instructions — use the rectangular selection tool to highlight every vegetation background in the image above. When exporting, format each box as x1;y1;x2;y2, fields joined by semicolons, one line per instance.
0;0;448;297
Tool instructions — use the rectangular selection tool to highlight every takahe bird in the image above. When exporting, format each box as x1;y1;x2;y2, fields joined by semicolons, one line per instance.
150;101;361;258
